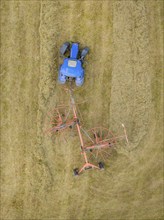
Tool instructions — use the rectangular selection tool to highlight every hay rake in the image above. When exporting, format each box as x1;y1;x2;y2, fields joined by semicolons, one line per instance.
45;86;129;175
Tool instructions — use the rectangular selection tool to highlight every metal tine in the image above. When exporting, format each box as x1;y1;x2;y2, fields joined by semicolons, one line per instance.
64;106;71;123
100;149;112;158
99;150;106;162
77;105;84;124
95;130;100;143
100;127;103;140
104;129;110;140
90;151;99;162
50;114;58;124
81;127;95;144
96;149;99;159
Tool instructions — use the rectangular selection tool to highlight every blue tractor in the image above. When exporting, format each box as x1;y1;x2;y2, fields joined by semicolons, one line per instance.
58;42;89;86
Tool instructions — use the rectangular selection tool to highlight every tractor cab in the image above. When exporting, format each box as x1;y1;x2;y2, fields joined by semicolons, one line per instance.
58;42;89;86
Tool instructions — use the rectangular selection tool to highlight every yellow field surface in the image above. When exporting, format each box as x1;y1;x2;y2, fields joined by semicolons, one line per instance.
1;1;163;219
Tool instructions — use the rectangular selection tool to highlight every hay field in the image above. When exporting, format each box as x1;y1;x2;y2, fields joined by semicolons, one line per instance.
1;0;163;219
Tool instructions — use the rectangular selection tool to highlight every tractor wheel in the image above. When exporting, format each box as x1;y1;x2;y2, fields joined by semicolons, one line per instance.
80;47;89;60
98;162;104;170
60;42;70;56
73;168;79;176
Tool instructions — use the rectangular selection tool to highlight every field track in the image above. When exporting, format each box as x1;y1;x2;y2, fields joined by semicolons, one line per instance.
1;1;163;219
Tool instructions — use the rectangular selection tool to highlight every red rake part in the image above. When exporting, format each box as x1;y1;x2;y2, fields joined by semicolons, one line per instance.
82;127;117;163
44;106;76;136
83;127;116;147
44;87;129;175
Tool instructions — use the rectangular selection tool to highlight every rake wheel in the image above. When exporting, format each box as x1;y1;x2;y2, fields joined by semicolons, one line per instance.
83;127;116;163
44;105;76;135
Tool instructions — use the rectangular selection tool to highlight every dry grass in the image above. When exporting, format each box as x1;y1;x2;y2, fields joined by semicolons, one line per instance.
1;0;163;219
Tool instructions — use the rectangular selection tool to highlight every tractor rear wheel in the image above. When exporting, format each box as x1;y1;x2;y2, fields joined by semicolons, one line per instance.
60;42;70;56
80;47;89;61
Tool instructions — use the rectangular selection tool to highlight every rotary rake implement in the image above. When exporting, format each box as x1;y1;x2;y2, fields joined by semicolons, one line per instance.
45;86;129;176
